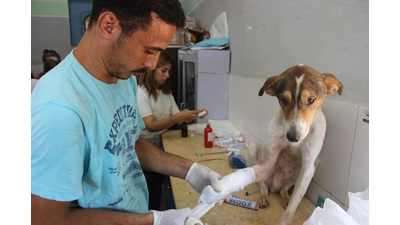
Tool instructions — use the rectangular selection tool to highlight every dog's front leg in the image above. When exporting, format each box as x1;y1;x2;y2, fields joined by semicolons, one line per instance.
254;136;285;181
252;137;284;208
279;161;316;225
247;142;272;207
257;180;270;207
279;140;323;225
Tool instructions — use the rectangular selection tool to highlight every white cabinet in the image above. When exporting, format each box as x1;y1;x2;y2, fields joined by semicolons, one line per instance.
177;49;230;124
305;99;369;209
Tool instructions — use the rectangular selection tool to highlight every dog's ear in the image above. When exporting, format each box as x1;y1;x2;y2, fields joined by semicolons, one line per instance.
259;76;279;96
322;73;343;95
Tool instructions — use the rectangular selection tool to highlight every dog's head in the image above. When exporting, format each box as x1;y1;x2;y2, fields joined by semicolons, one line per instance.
259;64;343;142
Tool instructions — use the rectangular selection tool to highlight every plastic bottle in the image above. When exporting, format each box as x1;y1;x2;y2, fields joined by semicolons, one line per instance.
204;124;213;148
181;122;188;137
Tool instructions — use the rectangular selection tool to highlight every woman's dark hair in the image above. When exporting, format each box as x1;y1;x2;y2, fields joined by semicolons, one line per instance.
137;51;172;101
89;0;185;38
42;49;61;63
39;49;61;78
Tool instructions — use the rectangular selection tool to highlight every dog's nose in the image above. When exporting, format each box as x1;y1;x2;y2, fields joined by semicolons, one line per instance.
286;132;300;142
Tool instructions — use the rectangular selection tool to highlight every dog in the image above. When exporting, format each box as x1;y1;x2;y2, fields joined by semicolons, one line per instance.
245;64;343;225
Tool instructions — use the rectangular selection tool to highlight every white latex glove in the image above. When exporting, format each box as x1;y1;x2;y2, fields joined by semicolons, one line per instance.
152;208;192;225
185;162;222;193
199;167;256;204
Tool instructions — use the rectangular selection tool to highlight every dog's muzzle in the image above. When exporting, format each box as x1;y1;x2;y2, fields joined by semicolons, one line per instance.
286;130;300;142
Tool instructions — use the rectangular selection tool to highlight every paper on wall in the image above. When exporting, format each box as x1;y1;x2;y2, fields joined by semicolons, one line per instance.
210;11;229;38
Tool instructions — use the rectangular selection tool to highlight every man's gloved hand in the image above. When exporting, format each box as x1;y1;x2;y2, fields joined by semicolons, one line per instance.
199;167;256;204
152;208;191;225
185;162;222;193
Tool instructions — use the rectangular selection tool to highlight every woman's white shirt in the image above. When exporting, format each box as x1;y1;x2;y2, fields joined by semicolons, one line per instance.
137;85;180;141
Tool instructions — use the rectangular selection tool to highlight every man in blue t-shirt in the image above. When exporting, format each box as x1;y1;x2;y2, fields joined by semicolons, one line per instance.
31;1;222;224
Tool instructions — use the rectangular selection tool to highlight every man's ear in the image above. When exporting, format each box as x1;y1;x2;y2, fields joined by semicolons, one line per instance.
97;11;119;38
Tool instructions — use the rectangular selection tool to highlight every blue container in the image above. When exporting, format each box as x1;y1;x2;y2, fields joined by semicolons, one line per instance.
229;151;247;169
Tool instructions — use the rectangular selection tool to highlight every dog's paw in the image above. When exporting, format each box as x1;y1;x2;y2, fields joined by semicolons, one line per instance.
258;194;270;208
282;197;290;209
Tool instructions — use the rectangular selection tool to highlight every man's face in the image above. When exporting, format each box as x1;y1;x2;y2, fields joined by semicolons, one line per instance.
106;13;176;81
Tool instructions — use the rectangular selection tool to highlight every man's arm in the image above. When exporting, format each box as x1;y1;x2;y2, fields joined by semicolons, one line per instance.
135;137;193;179
135;137;223;193
31;194;153;225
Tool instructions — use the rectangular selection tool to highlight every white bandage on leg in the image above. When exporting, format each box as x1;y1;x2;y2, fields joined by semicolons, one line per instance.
199;167;256;204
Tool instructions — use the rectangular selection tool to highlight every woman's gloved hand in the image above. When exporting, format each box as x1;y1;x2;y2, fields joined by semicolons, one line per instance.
152;208;192;225
185;163;222;193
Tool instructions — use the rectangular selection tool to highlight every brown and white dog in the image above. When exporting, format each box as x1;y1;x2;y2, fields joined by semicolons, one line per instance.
246;64;343;225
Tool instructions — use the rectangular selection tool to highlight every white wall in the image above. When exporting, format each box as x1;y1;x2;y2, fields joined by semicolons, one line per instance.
189;0;368;108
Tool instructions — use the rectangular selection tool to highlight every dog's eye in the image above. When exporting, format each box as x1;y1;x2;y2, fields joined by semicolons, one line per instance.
306;98;315;106
280;97;288;106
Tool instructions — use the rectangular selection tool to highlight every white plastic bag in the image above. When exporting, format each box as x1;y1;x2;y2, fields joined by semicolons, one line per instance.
347;187;369;225
303;198;359;225
303;187;369;225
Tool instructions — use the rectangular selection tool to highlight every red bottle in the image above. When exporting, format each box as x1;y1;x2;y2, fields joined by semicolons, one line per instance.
181;122;188;137
204;124;213;148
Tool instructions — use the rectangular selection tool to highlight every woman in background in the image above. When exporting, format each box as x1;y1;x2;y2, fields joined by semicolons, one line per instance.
137;51;207;210
37;49;61;79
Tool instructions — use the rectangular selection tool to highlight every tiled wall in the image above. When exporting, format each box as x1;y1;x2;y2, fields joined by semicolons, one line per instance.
228;74;369;209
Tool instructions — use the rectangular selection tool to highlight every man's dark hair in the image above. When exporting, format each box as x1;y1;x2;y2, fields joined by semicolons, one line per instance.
89;0;186;37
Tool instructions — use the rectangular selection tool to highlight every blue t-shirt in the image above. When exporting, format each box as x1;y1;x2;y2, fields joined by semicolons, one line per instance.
31;50;148;213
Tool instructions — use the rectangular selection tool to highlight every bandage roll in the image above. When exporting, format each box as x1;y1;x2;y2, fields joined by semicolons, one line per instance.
224;195;259;210
225;143;249;151
233;135;245;142
217;141;237;148
185;217;203;225
213;137;234;147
